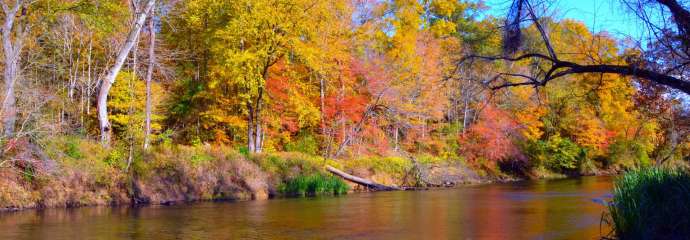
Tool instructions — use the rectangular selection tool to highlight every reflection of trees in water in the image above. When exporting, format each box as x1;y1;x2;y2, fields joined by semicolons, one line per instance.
0;177;614;239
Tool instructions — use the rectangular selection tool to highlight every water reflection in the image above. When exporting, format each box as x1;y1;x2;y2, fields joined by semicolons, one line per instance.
0;176;613;240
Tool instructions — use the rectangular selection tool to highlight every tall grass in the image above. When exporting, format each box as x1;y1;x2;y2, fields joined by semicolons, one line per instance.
608;168;690;239
278;174;349;197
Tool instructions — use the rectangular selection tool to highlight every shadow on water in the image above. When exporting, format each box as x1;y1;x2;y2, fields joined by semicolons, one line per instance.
0;176;613;240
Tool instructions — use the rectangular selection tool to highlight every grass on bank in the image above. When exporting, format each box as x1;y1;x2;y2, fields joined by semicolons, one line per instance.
278;174;349;197
607;167;690;239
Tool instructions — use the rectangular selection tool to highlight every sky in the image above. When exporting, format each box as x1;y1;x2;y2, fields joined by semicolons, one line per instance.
484;0;646;39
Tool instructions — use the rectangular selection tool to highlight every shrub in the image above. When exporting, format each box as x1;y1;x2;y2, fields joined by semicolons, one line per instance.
607;168;690;239
64;138;84;159
607;140;651;169
343;156;412;180
238;146;249;157
250;152;336;180
104;148;126;167
524;135;585;172
285;132;319;155
278;174;348;197
135;144;269;202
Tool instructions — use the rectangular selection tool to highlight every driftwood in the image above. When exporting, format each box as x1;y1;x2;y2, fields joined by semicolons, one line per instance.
326;165;402;191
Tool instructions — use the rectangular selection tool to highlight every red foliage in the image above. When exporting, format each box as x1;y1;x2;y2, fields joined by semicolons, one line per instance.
265;60;303;134
322;57;389;145
459;105;523;162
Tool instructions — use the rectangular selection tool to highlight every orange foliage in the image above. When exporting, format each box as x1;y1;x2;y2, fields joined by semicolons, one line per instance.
459;105;523;162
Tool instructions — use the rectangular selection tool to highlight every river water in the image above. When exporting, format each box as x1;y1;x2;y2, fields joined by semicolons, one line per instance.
0;176;613;240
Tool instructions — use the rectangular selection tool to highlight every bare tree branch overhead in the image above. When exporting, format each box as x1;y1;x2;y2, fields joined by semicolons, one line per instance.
467;0;690;94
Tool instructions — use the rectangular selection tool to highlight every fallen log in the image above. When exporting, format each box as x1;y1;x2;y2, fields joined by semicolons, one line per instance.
326;165;402;191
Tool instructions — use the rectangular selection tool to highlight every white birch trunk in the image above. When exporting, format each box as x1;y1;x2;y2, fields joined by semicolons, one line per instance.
1;1;25;138
143;11;155;149
97;0;156;145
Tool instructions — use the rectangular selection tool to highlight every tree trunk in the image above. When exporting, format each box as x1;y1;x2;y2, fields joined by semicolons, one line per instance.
143;10;156;149
326;165;402;191
86;36;93;115
247;103;255;153
462;97;469;135
0;1;25;138
393;126;399;151
2;53;17;138
97;0;156;145
254;89;263;153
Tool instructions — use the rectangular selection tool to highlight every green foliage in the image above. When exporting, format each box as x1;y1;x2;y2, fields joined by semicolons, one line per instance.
156;129;175;146
525;135;585;172
439;122;463;161
251;152;333;180
104;148;125;167
608;168;690;239
64;138;84;159
190;151;213;165
238;146;250;157
41;136;127;193
608;140;651;169
285;132;319;155
190;136;202;146
21;165;35;182
344;156;413;180
417;154;449;165
278;174;348;197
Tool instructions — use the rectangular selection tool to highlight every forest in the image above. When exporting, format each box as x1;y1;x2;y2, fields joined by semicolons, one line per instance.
0;0;688;213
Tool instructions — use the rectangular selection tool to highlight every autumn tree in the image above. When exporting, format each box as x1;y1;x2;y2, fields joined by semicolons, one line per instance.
143;5;156;149
97;0;155;145
1;0;32;138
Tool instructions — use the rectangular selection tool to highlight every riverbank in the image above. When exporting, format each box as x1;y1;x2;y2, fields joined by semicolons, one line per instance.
0;138;491;211
0;176;615;239
0;137;630;211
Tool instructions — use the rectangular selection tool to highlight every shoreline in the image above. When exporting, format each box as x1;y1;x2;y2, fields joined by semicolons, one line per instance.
0;170;618;213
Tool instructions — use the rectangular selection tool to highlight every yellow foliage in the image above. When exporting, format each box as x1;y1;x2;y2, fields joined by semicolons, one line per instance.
108;71;165;142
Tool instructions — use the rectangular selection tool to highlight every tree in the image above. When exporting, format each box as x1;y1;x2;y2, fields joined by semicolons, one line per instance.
97;0;155;145
143;5;156;149
214;0;329;153
459;104;522;162
1;0;31;138
466;0;690;95
164;0;342;153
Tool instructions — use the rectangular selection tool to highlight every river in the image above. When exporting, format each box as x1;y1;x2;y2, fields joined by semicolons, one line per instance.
0;176;614;240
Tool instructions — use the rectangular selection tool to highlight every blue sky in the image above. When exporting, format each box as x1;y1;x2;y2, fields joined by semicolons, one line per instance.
484;0;645;38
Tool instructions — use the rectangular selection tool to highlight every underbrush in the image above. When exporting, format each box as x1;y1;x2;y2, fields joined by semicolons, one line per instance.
134;144;269;202
607;168;690;239
342;156;412;185
1;137;485;211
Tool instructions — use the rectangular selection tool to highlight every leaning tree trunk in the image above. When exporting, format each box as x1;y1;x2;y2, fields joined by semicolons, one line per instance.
326;165;402;191
143;10;156;149
97;0;156;145
0;1;26;138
